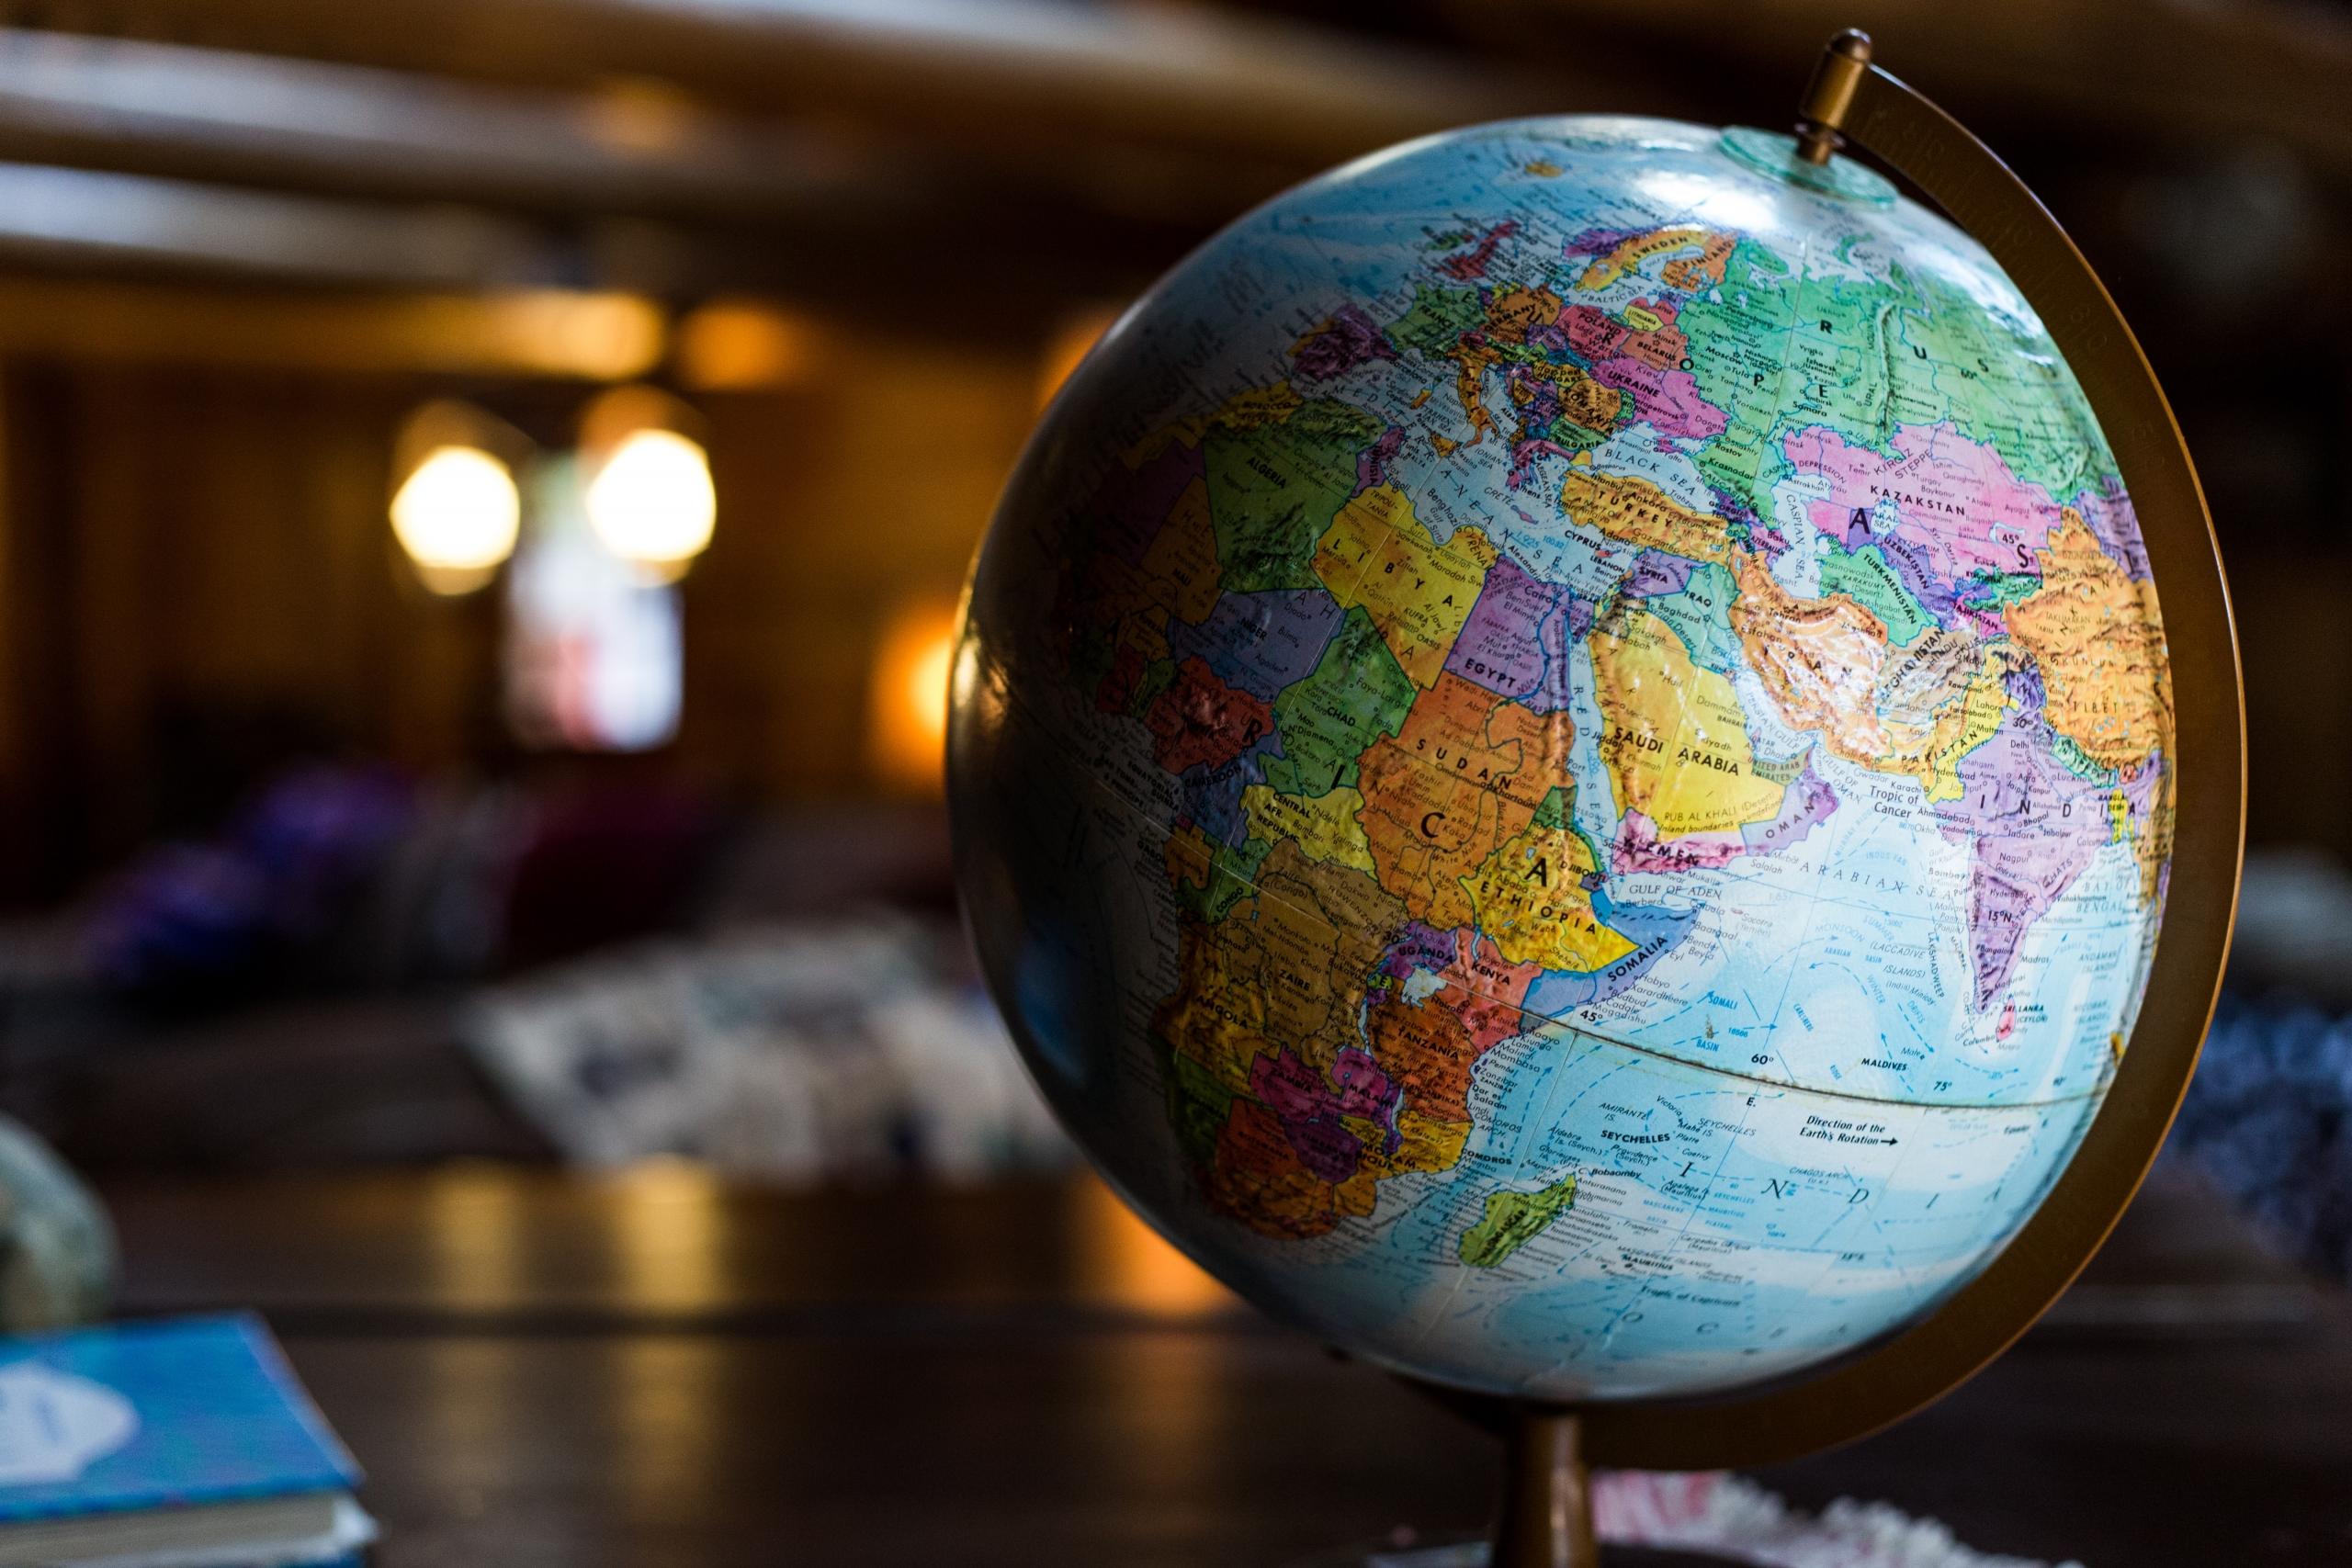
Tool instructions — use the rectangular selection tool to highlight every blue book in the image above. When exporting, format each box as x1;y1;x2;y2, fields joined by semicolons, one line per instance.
0;1314;372;1566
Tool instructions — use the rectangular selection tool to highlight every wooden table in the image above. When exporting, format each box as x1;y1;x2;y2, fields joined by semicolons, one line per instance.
103;1164;2352;1567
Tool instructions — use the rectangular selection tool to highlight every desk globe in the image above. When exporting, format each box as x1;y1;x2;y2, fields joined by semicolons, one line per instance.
948;32;2241;1564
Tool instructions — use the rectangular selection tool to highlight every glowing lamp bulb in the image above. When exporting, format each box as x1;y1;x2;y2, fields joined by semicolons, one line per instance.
584;428;716;581
390;444;521;594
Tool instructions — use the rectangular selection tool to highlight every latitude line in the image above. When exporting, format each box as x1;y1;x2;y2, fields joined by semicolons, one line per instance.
999;678;2107;1116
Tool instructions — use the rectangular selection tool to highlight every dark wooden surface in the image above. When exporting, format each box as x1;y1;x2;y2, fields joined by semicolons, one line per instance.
102;1163;2352;1567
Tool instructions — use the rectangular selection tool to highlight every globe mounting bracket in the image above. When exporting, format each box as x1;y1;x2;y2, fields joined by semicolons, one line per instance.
1793;28;1873;165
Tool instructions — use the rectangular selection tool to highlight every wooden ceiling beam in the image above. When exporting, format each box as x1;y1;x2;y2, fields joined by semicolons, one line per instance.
0;28;917;222
13;0;1592;168
0;274;669;377
0;158;569;287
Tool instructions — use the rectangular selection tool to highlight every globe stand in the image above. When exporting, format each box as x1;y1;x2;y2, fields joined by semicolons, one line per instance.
1291;1404;1742;1567
1487;1406;1734;1568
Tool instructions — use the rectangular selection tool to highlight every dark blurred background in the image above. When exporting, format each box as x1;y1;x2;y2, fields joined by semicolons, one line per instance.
0;0;2342;1210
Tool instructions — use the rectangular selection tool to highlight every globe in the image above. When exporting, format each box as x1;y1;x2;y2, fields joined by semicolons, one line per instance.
948;115;2177;1404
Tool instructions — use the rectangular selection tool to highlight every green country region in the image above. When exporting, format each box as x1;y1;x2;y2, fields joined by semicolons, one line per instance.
1816;539;1932;647
1262;606;1417;797
1176;832;1274;924
1637;558;1744;674
1161;1033;1238;1171
1387;283;1486;359
1683;244;2109;512
1204;397;1384;592
1458;1174;1580;1268
1531;783;1572;830
1958;568;2041;613
1888;265;2112;499
1675;238;1802;516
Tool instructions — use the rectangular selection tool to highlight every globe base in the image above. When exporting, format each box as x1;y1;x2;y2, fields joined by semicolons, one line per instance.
1291;1545;1747;1568
1291;1404;1750;1568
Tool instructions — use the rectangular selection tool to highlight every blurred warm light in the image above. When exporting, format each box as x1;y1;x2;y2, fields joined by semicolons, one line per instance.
584;428;718;581
868;596;960;795
390;444;522;595
584;78;702;159
423;1165;528;1312
490;291;667;381
1036;301;1126;410
674;299;817;391
1069;1176;1232;1317
606;1158;723;1313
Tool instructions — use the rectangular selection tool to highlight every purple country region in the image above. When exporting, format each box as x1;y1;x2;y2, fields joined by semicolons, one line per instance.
2120;750;2165;818
1623;548;1696;599
1935;716;2112;1008
1381;921;1459;981
1508;438;1581;491
1561;304;1629;364
1509;365;1564;434
1562;226;1645;260
1293;304;1399;383
1590;357;1727;444
1443;557;1574;705
1091;437;1204;566
1175;728;1281;844
1741;764;1838;856
1249;1050;1363;1183
1330;1045;1402;1124
1357;425;1406;492
1613;812;1745;875
1967;837;2103;1011
2073;487;2153;580
1169;589;1344;702
1520;899;1694;1015
1873;528;1962;620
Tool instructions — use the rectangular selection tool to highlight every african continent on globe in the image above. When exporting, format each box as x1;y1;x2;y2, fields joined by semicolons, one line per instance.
949;118;2173;1401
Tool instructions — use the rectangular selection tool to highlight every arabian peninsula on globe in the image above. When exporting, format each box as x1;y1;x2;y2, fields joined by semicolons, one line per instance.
949;118;2174;1402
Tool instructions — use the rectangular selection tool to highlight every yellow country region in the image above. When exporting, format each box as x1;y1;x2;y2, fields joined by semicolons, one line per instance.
1735;554;2016;797
2006;512;2172;771
1122;382;1303;463
1589;609;1785;837
1912;649;2012;803
1489;285;1562;337
1461;823;1636;974
2133;770;2174;903
1240;784;1376;875
1337;1110;1472;1217
1560;467;1731;565
1312;483;1498;688
1139;476;1222;625
1519;363;1623;434
1244;874;1355;1066
1154;916;1269;1096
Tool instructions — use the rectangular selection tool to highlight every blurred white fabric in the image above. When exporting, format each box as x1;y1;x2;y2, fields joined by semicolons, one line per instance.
463;919;1070;1181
